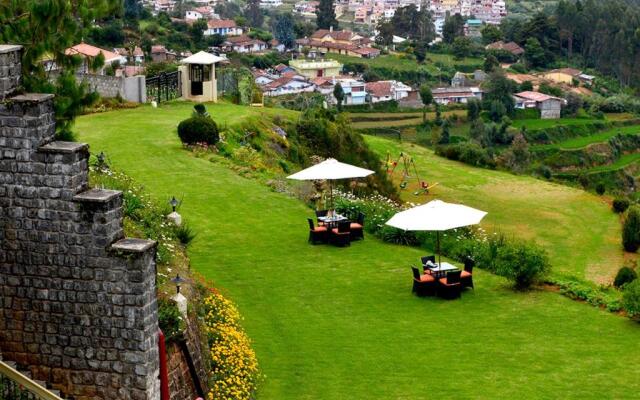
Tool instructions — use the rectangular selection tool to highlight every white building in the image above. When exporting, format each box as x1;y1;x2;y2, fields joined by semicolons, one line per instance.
260;0;283;7
204;19;243;36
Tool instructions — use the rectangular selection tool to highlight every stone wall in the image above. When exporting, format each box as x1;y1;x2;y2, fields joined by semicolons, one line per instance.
77;73;147;103
0;45;160;400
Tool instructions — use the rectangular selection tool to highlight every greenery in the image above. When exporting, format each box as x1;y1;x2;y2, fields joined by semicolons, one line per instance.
623;280;640;321
177;115;220;145
316;0;337;29
494;240;551;289
614;266;638;289
158;296;185;341
623;206;640;252
551;276;623;313
613;198;631;214
76;103;639;399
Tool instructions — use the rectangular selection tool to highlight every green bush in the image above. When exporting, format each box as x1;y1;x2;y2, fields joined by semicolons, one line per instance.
595;183;605;195
552;276;623;312
612;198;631;213
623;279;640;321
158;296;185;341
174;223;197;246
435;142;496;168
622;206;640;252
494;240;551;289
614;266;638;288
379;225;420;246
177;116;219;145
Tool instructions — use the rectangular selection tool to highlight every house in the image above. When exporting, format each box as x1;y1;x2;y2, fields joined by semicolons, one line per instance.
204;19;243;36
313;77;335;96
513;91;563;119
260;0;283;7
294;1;319;16
154;0;176;14
578;73;595;86
114;47;145;65
65;43;127;74
269;39;286;53
289;59;343;78
451;72;471;88
365;80;412;103
543;68;582;85
336;77;367;105
224;35;267;53
296;28;379;58
186;7;214;20
274;63;295;74
150;45;176;62
263;76;315;96
432;87;483;105
486;41;524;57
464;19;483;38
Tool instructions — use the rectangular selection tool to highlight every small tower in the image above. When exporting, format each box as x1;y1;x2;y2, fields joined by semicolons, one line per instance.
179;51;225;102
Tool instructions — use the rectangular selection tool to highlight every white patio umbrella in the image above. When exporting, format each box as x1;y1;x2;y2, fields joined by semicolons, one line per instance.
386;200;487;266
287;158;374;209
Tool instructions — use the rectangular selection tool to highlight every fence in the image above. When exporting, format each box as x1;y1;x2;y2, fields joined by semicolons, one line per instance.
146;71;181;103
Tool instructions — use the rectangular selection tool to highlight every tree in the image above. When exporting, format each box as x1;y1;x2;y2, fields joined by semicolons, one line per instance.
489;100;507;122
483;71;516;116
316;0;338;30
623;206;640;252
467;98;481;121
190;19;208;48
501;133;530;172
452;37;473;60
245;0;264;28
442;14;465;44
376;19;394;47
333;83;345;111
524;37;547;69
483;54;499;73
419;84;433;123
416;2;436;43
0;0;120;138
440;121;450;144
563;92;584;117
519;81;533;91
481;24;503;44
414;42;427;63
272;13;296;49
124;0;142;21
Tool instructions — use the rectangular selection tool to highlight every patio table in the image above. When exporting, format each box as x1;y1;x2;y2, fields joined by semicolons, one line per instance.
318;214;348;229
426;262;459;279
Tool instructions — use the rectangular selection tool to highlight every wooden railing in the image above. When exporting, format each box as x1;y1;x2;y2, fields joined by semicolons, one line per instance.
0;360;64;400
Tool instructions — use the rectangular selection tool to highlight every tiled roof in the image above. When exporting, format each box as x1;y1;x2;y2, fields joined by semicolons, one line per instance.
547;68;582;77
65;43;122;62
365;81;392;97
207;19;236;29
486;41;524;55
514;91;562;102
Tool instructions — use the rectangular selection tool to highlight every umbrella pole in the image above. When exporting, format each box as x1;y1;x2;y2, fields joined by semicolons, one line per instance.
437;231;441;267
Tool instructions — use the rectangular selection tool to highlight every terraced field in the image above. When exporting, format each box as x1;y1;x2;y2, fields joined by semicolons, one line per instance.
534;124;640;150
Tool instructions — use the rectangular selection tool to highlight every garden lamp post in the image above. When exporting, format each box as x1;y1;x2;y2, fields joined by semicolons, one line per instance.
169;197;179;213
171;274;186;294
170;274;188;316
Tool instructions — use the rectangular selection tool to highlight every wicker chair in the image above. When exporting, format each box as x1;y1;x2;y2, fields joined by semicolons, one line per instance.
307;218;328;244
350;212;365;241
461;257;475;289
421;255;436;274
411;266;436;296
438;270;462;300
330;220;351;247
315;209;328;226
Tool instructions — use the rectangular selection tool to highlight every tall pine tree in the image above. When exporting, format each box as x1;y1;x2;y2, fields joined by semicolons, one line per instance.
316;0;338;30
0;0;121;138
245;0;264;28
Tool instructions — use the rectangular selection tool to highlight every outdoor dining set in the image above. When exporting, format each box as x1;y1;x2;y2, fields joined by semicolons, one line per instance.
412;255;475;300
307;210;365;246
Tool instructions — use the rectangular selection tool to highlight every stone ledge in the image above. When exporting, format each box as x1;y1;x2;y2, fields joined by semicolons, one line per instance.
0;45;22;54
39;141;89;154
73;188;121;203
111;238;156;253
8;93;55;103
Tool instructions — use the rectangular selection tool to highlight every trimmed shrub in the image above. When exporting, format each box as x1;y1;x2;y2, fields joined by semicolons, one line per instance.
177;116;219;145
622;206;640;252
623;279;640;321
614;266;638;288
613;198;630;214
595;183;605;195
494;240;551;289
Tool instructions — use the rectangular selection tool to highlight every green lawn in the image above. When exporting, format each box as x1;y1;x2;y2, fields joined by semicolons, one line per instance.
349;111;465;130
586;153;640;174
512;118;600;130
534;125;640;150
326;53;482;75
75;102;640;399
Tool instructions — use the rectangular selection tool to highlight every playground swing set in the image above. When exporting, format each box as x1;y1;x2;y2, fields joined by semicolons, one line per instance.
386;152;439;196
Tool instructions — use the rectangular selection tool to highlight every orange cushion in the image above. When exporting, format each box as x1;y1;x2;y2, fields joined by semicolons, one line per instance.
312;227;327;232
331;228;349;235
417;274;435;283
461;271;472;278
439;278;460;286
350;223;363;230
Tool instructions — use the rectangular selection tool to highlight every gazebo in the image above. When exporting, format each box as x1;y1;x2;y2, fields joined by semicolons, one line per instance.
178;51;225;102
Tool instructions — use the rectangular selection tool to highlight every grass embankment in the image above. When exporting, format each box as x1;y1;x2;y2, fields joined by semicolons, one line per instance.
76;103;640;399
327;53;482;75
534;124;640;150
349;110;465;129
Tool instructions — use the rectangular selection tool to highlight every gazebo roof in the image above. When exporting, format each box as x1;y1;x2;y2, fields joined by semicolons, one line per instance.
180;51;225;65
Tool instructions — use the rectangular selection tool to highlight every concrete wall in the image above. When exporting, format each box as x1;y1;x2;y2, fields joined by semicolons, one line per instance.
0;44;160;400
76;73;146;103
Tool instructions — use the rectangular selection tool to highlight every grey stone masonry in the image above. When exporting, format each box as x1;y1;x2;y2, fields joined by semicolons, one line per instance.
0;45;160;400
0;45;22;100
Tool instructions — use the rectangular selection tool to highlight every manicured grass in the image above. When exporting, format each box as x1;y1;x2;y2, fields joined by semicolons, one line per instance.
326;53;482;75
586;153;640;174
534;125;640;150
75;103;640;399
365;137;623;283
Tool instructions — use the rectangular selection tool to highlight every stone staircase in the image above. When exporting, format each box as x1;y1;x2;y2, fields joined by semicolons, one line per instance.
0;353;65;399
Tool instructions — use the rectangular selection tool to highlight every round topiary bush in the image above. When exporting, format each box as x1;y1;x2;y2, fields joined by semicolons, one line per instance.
177;116;219;145
614;266;638;288
623;279;640;321
613;198;631;214
622;206;640;252
595;183;606;195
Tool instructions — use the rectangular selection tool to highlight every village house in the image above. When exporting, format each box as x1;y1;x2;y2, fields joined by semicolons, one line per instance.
294;1;319;17
185;6;215;20
543;68;582;85
365;80;412;103
253;69;276;85
260;0;283;7
274;63;295;74
204;19;243;36
263;76;316;96
485;40;524;57
289;59;343;78
224;35;267;54
464;19;484;38
432;87;483;105
65;43;127;75
513;91;563;119
153;0;176;14
114;46;145;65
296;28;380;58
150;45;176;62
336;77;368;105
